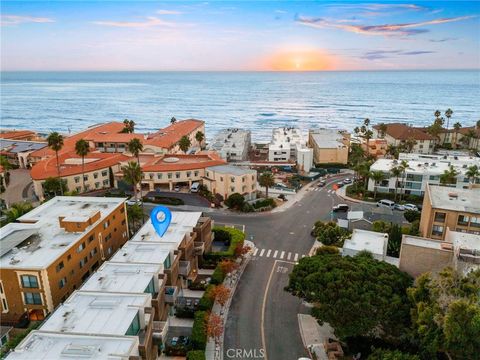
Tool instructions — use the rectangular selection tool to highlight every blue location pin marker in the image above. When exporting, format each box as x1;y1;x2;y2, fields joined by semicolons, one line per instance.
150;206;172;237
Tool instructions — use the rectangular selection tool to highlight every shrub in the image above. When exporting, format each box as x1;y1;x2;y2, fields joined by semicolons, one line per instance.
210;266;226;285
204;227;245;261
143;196;184;206
316;245;340;256
187;350;206;360
367;348;420;360
212;228;232;245
312;221;349;247
198;285;215;311
241;202;254;212
191;311;208;350
252;198;276;209
224;193;245;209
372;220;391;233
404;210;420;223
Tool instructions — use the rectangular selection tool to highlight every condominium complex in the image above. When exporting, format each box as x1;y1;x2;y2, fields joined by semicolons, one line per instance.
268;127;313;171
6;209;214;359
208;128;251;161
419;184;480;240
30;119;205;200
203;165;257;200
308;129;350;165
0;197;128;324
368;153;480;196
372;123;437;154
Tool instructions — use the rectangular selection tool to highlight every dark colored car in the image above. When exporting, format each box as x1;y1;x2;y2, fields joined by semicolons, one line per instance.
318;180;326;187
332;204;349;212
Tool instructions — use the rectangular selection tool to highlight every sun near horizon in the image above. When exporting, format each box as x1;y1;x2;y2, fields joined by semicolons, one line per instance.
261;49;336;71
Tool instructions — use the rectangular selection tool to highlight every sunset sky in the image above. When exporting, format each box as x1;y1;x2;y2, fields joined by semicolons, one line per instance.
1;1;479;71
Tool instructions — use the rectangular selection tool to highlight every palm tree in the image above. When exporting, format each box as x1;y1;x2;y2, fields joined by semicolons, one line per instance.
195;131;205;148
358;162;371;195
259;172;275;198
75;139;90;193
121;119;135;133
440;165;459;186
390;166;403;201
122;161;142;200
377;123;387;138
386;144;399;159
47;131;65;195
127;138;144;219
170;117;177;125
444;108;453;134
398;160;409;201
178;136;191;154
452;122;462;148
465;165;480;184
370;171;386;200
404;137;417;153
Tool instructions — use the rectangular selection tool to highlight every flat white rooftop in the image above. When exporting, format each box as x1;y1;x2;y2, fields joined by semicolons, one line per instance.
309;129;348;149
343;229;388;256
82;262;162;294
402;235;446;250
207;165;255;176
0;196;125;270
131;211;202;246
6;331;139;360
448;230;480;251
427;184;480;213
109;241;174;265
40;291;150;335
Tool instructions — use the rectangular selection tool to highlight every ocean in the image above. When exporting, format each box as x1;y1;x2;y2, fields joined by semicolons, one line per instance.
1;71;479;141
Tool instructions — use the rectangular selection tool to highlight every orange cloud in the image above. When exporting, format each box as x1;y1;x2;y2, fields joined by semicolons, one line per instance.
261;49;335;71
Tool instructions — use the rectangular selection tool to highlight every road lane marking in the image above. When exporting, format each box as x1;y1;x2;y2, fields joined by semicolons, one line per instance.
273;250;278;258
287;252;292;260
253;248;258;256
259;249;265;257
266;249;271;258
280;251;285;259
294;253;299;261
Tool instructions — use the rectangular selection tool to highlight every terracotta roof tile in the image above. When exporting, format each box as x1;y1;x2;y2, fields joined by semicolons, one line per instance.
0;130;36;140
374;123;435;141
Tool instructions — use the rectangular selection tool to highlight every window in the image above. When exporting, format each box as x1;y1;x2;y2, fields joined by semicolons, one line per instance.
471;216;480;228
121;220;126;225
149;173;154;179
458;215;470;226
88;234;94;243
58;277;67;289
230;187;235;192
432;225;444;236
164;254;171;269
157;173;162;179
194;171;199;177
186;171;191;178
167;173;172;179
79;257;88;269
434;212;446;223
74;176;80;183
21;275;39;288
89;247;98;258
105;233;112;242
220;177;223;182
107;246;113;255
0;282;3;294
2;298;8;312
103;179;109;186
429;175;440;181
231;177;235;182
103;221;110;229
76;187;82;192
67;254;71;261
144;278;155;294
175;172;180;179
242;177;245;183
94;173;98;179
83;175;88;181
101;170;108;177
125;312;141;336
206;172;210;178
24;292;42;305
77;242;86;253
56;261;65;272
95;182;100;189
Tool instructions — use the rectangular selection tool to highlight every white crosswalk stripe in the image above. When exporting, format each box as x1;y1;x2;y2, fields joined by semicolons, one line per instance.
253;248;258;256
280;251;285;259
287;252;292;260
266;249;271;258
294;253;299;261
254;248;307;260
259;249;265;257
273;250;278;258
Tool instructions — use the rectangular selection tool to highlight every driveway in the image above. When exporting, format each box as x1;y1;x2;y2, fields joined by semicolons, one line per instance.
0;169;36;206
144;190;211;207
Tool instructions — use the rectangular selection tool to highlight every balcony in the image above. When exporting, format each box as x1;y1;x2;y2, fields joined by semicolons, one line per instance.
194;241;205;255
153;318;170;343
179;260;191;277
165;286;179;304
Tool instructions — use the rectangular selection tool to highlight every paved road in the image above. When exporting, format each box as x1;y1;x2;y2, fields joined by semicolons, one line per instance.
144;190;211;207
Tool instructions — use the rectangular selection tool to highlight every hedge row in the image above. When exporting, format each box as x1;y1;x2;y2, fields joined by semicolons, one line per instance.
204;226;245;261
346;184;424;204
143;196;185;206
210;266;226;285
191;311;208;350
198;285;215;311
187;350;206;360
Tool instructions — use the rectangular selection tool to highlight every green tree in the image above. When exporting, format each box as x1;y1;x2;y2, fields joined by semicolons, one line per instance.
465;165;480;184
452;121;461;148
178;135;191;154
195;131;205;148
403;137;417;153
126;203;143;235
368;348;420;360
387;224;402;257
440;165;458;185
127;138;143;164
43;177;67;198
0;155;12;170
408;268;480;360
398;160;409;201
314;221;348;246
372;220;391;233
370;170;386;200
377;123;388;138
121;119;135;133
287;251;413;341
404;210;420;223
259;172;275;198
75;139;90;192
390;166;403;201
47;131;64;195
224;192;245;209
444;108;453;137
122;161;142;200
4;202;34;223
386;144;399;159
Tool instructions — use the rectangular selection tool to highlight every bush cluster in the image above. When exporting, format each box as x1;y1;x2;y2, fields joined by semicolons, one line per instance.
143;196;184;205
191;311;208;350
252;198;276;209
204;227;245;261
186;350;206;360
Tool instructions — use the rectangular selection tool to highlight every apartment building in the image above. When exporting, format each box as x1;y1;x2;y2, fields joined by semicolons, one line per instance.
8;331;141;359
308;129;350;165
29;119;205;200
419;184;480;240
208;128;251;161
436;125;480;150
203;165;257;200
372;123;437;154
399;229;480;277
0;130;41;142
368;153;480;196
0;139;47;169
0;197;128;325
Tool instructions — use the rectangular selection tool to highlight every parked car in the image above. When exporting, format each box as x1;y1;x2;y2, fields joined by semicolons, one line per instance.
336;182;344;188
377;199;395;209
318;180;326;187
126;199;142;206
404;203;419;211
343;178;352;184
394;204;405;211
174;185;181;192
332;204;349;212
190;182;200;193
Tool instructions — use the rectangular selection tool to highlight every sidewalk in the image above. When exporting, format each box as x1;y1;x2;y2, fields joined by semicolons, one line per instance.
298;314;336;360
205;240;255;360
336;186;376;205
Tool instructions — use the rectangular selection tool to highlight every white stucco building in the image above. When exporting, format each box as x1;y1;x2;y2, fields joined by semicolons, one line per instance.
268;127;313;171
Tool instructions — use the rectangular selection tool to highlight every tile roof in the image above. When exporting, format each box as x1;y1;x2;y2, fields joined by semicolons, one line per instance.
373;123;435;141
140;152;225;172
30;151;129;180
0;130;36;140
145;119;204;149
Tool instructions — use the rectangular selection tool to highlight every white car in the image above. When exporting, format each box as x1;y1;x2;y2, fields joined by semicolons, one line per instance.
394;204;405;211
343;178;352;184
404;203;419;211
126;199;142;206
174;185;181;192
